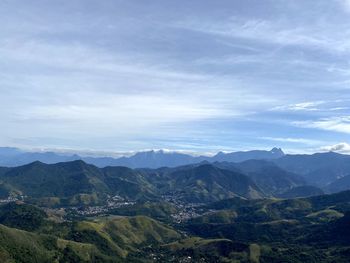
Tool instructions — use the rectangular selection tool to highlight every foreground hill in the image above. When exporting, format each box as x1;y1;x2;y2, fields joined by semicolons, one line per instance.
87;190;350;261
68;216;181;258
0;223;101;262
1;190;350;262
179;191;350;262
0;216;181;263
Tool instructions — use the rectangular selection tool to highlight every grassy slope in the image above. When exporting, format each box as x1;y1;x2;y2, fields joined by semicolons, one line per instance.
182;191;350;262
69;216;181;258
0;214;182;263
0;223;108;263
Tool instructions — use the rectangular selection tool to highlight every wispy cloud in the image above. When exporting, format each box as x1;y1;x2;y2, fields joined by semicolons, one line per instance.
260;137;323;146
271;100;350;113
294;116;350;134
271;101;326;112
174;16;350;54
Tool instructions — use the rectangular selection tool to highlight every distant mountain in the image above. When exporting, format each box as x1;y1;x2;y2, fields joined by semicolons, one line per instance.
274;152;350;187
0;147;25;166
5;152;80;167
86;148;284;168
0;147;80;167
214;160;305;196
0;147;23;157
0;147;285;169
211;147;285;163
99;150;206;169
324;174;350;193
277;185;324;199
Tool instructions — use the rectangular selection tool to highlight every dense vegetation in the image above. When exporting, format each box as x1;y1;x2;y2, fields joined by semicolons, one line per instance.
0;190;349;262
0;159;323;206
0;157;350;262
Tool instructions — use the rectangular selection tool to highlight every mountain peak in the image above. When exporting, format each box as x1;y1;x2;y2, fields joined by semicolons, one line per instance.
134;150;164;156
28;160;45;166
271;147;284;156
215;151;226;157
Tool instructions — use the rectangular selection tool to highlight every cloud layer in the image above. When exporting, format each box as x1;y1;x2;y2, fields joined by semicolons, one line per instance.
0;0;350;153
321;142;350;154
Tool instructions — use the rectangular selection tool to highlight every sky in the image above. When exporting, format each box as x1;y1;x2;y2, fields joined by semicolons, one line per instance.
1;0;350;155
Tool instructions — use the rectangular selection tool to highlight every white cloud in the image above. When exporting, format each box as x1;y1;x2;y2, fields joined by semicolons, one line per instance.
15;94;232;128
320;142;350;153
0;1;350;152
0;38;274;150
271;100;350;113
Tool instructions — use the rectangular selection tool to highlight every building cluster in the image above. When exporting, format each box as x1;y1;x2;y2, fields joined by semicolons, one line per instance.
71;195;136;216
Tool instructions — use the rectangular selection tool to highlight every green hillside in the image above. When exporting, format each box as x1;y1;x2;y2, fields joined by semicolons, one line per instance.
0;161;157;206
0;190;350;261
68;216;181;258
109;202;178;222
0;223;108;263
149;164;264;202
0;214;182;262
0;202;47;231
0;161;268;205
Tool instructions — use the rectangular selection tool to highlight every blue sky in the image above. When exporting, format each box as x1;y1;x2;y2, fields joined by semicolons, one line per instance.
1;0;350;154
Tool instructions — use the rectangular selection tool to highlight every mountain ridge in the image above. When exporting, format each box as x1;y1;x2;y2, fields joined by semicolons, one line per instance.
0;160;266;205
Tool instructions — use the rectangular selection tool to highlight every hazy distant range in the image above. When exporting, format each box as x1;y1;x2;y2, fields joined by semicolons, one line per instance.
0;147;285;168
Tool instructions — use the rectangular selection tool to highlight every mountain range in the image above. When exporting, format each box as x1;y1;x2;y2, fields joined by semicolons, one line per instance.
0;161;264;205
2;147;350;192
0;147;285;168
0;158;334;206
